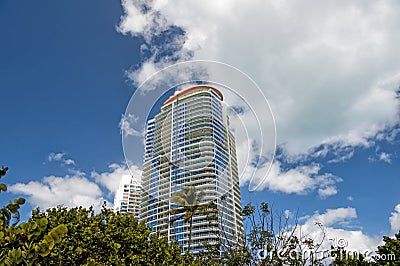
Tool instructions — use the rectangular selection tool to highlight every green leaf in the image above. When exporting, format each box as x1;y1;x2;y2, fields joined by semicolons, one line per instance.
76;247;83;254
14;198;25;205
43;234;53;244
38;218;48;227
0;183;7;192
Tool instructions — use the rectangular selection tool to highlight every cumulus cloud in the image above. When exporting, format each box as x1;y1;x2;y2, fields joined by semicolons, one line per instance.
389;204;400;234
241;161;342;197
318;186;338;199
48;152;75;166
9;160;142;211
347;196;354;201
91;163;142;195
48;152;65;162
368;150;393;164
378;152;392;164
118;0;167;41
119;0;400;159
9;175;106;210
119;113;144;137
64;159;75;165
383;127;400;142
305;207;357;227
298;207;382;260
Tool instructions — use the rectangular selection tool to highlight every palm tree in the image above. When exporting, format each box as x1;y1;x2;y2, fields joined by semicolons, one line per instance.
169;185;206;253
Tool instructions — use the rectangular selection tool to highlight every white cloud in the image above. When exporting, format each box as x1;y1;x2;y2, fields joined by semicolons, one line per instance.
64;159;75;165
119;113;144;137
67;168;86;177
347;196;354;201
389;204;400;234
318;186;338;199
368;151;393;164
284;209;292;219
117;0;167;41
47;152;75;166
91;163;142;194
306;208;357;227
242;161;341;197
386;127;400;142
48;152;65;162
327;148;355;164
298;207;382;261
9;160;143;211
9;175;106;211
119;0;400;158
378;152;392;164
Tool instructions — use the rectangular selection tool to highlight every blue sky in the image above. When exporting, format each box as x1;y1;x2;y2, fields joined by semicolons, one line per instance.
1;0;400;254
0;0;138;215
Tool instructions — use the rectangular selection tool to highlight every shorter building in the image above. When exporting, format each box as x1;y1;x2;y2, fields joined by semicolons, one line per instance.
113;174;141;219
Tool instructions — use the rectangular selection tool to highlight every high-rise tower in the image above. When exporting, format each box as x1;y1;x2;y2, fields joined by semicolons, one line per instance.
113;174;141;219
140;85;244;254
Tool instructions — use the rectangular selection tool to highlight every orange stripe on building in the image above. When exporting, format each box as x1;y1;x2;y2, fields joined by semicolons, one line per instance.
163;85;223;105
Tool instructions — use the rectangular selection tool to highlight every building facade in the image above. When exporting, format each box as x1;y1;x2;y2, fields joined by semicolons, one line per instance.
113;174;141;219
140;85;244;254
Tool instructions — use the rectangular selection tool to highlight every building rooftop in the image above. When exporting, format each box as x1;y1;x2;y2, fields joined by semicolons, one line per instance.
163;85;223;105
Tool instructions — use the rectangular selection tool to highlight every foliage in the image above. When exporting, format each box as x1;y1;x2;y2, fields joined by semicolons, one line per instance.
169;185;207;253
376;231;400;265
241;202;312;265
1;166;67;265
0;219;68;265
2;163;399;265
191;197;251;266
0;166;191;265
0;166;26;227
194;202;333;265
31;204;191;265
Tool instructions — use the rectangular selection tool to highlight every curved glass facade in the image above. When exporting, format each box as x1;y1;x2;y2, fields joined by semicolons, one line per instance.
140;85;244;254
